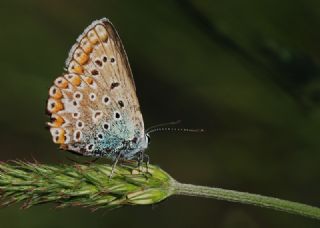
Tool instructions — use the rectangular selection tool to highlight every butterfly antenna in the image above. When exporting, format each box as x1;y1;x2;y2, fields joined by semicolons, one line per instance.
147;127;204;134
146;120;182;133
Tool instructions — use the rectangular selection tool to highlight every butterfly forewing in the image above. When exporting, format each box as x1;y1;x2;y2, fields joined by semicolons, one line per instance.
46;18;145;158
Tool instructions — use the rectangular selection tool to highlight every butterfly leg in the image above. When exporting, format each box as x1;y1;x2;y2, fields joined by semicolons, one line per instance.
137;150;149;173
109;151;122;179
137;151;143;168
143;153;150;173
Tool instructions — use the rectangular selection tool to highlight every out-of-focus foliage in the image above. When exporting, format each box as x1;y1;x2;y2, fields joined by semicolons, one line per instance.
0;0;319;227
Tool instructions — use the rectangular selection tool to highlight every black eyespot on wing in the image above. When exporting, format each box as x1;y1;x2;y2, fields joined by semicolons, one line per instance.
77;121;83;128
95;60;103;67
94;111;102;118
103;96;109;103
103;123;109;130
75;131;81;139
118;100;124;108
115;112;121;119
98;133;103;140
90;93;96;100
111;82;120;89
91;69;99;75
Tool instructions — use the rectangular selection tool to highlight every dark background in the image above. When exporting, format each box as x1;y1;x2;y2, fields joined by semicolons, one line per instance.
0;0;319;227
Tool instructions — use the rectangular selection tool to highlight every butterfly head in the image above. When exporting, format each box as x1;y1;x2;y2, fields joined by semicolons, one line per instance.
135;133;150;149
120;133;148;159
133;133;150;151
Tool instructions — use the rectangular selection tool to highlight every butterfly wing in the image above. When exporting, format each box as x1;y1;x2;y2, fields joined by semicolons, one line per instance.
46;18;145;159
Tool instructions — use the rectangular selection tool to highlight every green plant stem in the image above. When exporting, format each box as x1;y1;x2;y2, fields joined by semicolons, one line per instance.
172;181;320;220
0;161;319;221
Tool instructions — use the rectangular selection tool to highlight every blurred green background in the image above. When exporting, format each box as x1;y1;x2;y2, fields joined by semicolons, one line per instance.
0;0;320;227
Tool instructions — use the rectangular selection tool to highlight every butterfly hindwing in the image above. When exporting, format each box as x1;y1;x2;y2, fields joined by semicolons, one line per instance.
46;18;145;159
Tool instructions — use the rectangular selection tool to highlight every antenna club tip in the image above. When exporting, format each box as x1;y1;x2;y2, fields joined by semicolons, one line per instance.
191;128;205;133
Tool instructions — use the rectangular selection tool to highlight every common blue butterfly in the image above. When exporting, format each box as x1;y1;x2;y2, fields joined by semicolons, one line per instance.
46;18;149;165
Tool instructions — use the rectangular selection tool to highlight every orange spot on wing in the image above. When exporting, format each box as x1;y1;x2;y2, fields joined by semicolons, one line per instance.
68;61;84;74
83;76;93;85
53;89;62;99
54;100;64;113
48;114;65;127
73;65;84;74
50;128;65;144
47;98;64;113
56;129;65;144
80;38;93;53
66;74;81;86
54;77;69;89
79;53;89;65
74;49;89;65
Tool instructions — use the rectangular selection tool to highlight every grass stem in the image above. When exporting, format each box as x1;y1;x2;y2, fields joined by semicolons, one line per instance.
172;181;320;220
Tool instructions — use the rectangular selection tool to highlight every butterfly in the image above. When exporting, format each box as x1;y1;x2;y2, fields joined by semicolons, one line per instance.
46;18;150;166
